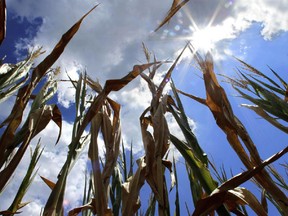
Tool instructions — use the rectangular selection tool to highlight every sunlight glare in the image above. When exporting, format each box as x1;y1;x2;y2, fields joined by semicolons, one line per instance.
190;27;217;53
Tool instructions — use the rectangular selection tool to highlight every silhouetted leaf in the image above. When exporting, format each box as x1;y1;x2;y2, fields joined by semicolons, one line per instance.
155;0;189;31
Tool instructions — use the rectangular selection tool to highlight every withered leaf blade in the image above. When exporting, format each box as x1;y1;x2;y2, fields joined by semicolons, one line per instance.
217;146;288;192
0;105;61;191
192;191;226;216
192;146;288;216
227;188;267;216
155;0;189;31
0;85;28;154
0;0;6;45
40;176;56;190
0;210;21;215
80;62;159;143
122;157;146;215
89;113;112;215
68;199;97;216
52;105;62;144
31;4;98;82
29;105;62;145
104;63;159;94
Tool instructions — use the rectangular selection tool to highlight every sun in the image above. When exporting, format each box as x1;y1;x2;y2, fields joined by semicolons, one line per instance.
190;26;218;53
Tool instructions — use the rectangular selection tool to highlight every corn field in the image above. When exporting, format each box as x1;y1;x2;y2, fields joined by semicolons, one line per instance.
0;1;287;216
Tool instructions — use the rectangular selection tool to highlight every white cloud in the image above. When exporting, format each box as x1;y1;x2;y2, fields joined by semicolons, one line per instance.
0;119;89;215
232;0;288;40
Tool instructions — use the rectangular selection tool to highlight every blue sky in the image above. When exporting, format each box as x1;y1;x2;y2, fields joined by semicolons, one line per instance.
0;0;288;215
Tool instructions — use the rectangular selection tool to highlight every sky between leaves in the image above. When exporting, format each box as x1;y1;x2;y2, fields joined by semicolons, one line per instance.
0;0;288;215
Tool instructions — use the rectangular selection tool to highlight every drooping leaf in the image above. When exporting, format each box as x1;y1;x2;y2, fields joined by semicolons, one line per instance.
122;157;147;215
0;104;61;191
193;187;267;216
0;3;97;153
68;198;96;216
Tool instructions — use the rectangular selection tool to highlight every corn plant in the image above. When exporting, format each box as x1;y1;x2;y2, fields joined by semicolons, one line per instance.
174;44;288;215
224;58;288;133
0;3;97;214
0;141;43;215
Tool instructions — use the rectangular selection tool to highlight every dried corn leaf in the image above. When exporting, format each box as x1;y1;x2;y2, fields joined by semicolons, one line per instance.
0;210;21;215
40;176;56;190
101;100;121;190
155;0;189;31
89;113;108;215
68;199;96;216
188;53;288;211
80;62;159;144
261;189;268;214
104;63;157;94
31;4;98;82
193;187;267;216
228;188;267;215
140;96;170;213
217;146;288;192
0;105;62;191
122;157;146;215
0;4;95;171
0;0;6;45
155;43;188;101
193;146;288;216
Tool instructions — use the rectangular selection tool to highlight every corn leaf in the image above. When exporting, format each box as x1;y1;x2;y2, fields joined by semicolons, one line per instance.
89;113;109;215
7;141;43;214
192;146;288;216
0;104;62;191
122;157;147;215
155;0;190;31
68;199;96;216
170;80;208;165
184;52;288;212
0;0;6;45
173;157;180;216
0;4;98;171
241;104;288;134
40;176;56;190
193;187;267;216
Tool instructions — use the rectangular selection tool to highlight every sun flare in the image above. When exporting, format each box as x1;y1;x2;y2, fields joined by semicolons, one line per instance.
190;27;218;53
